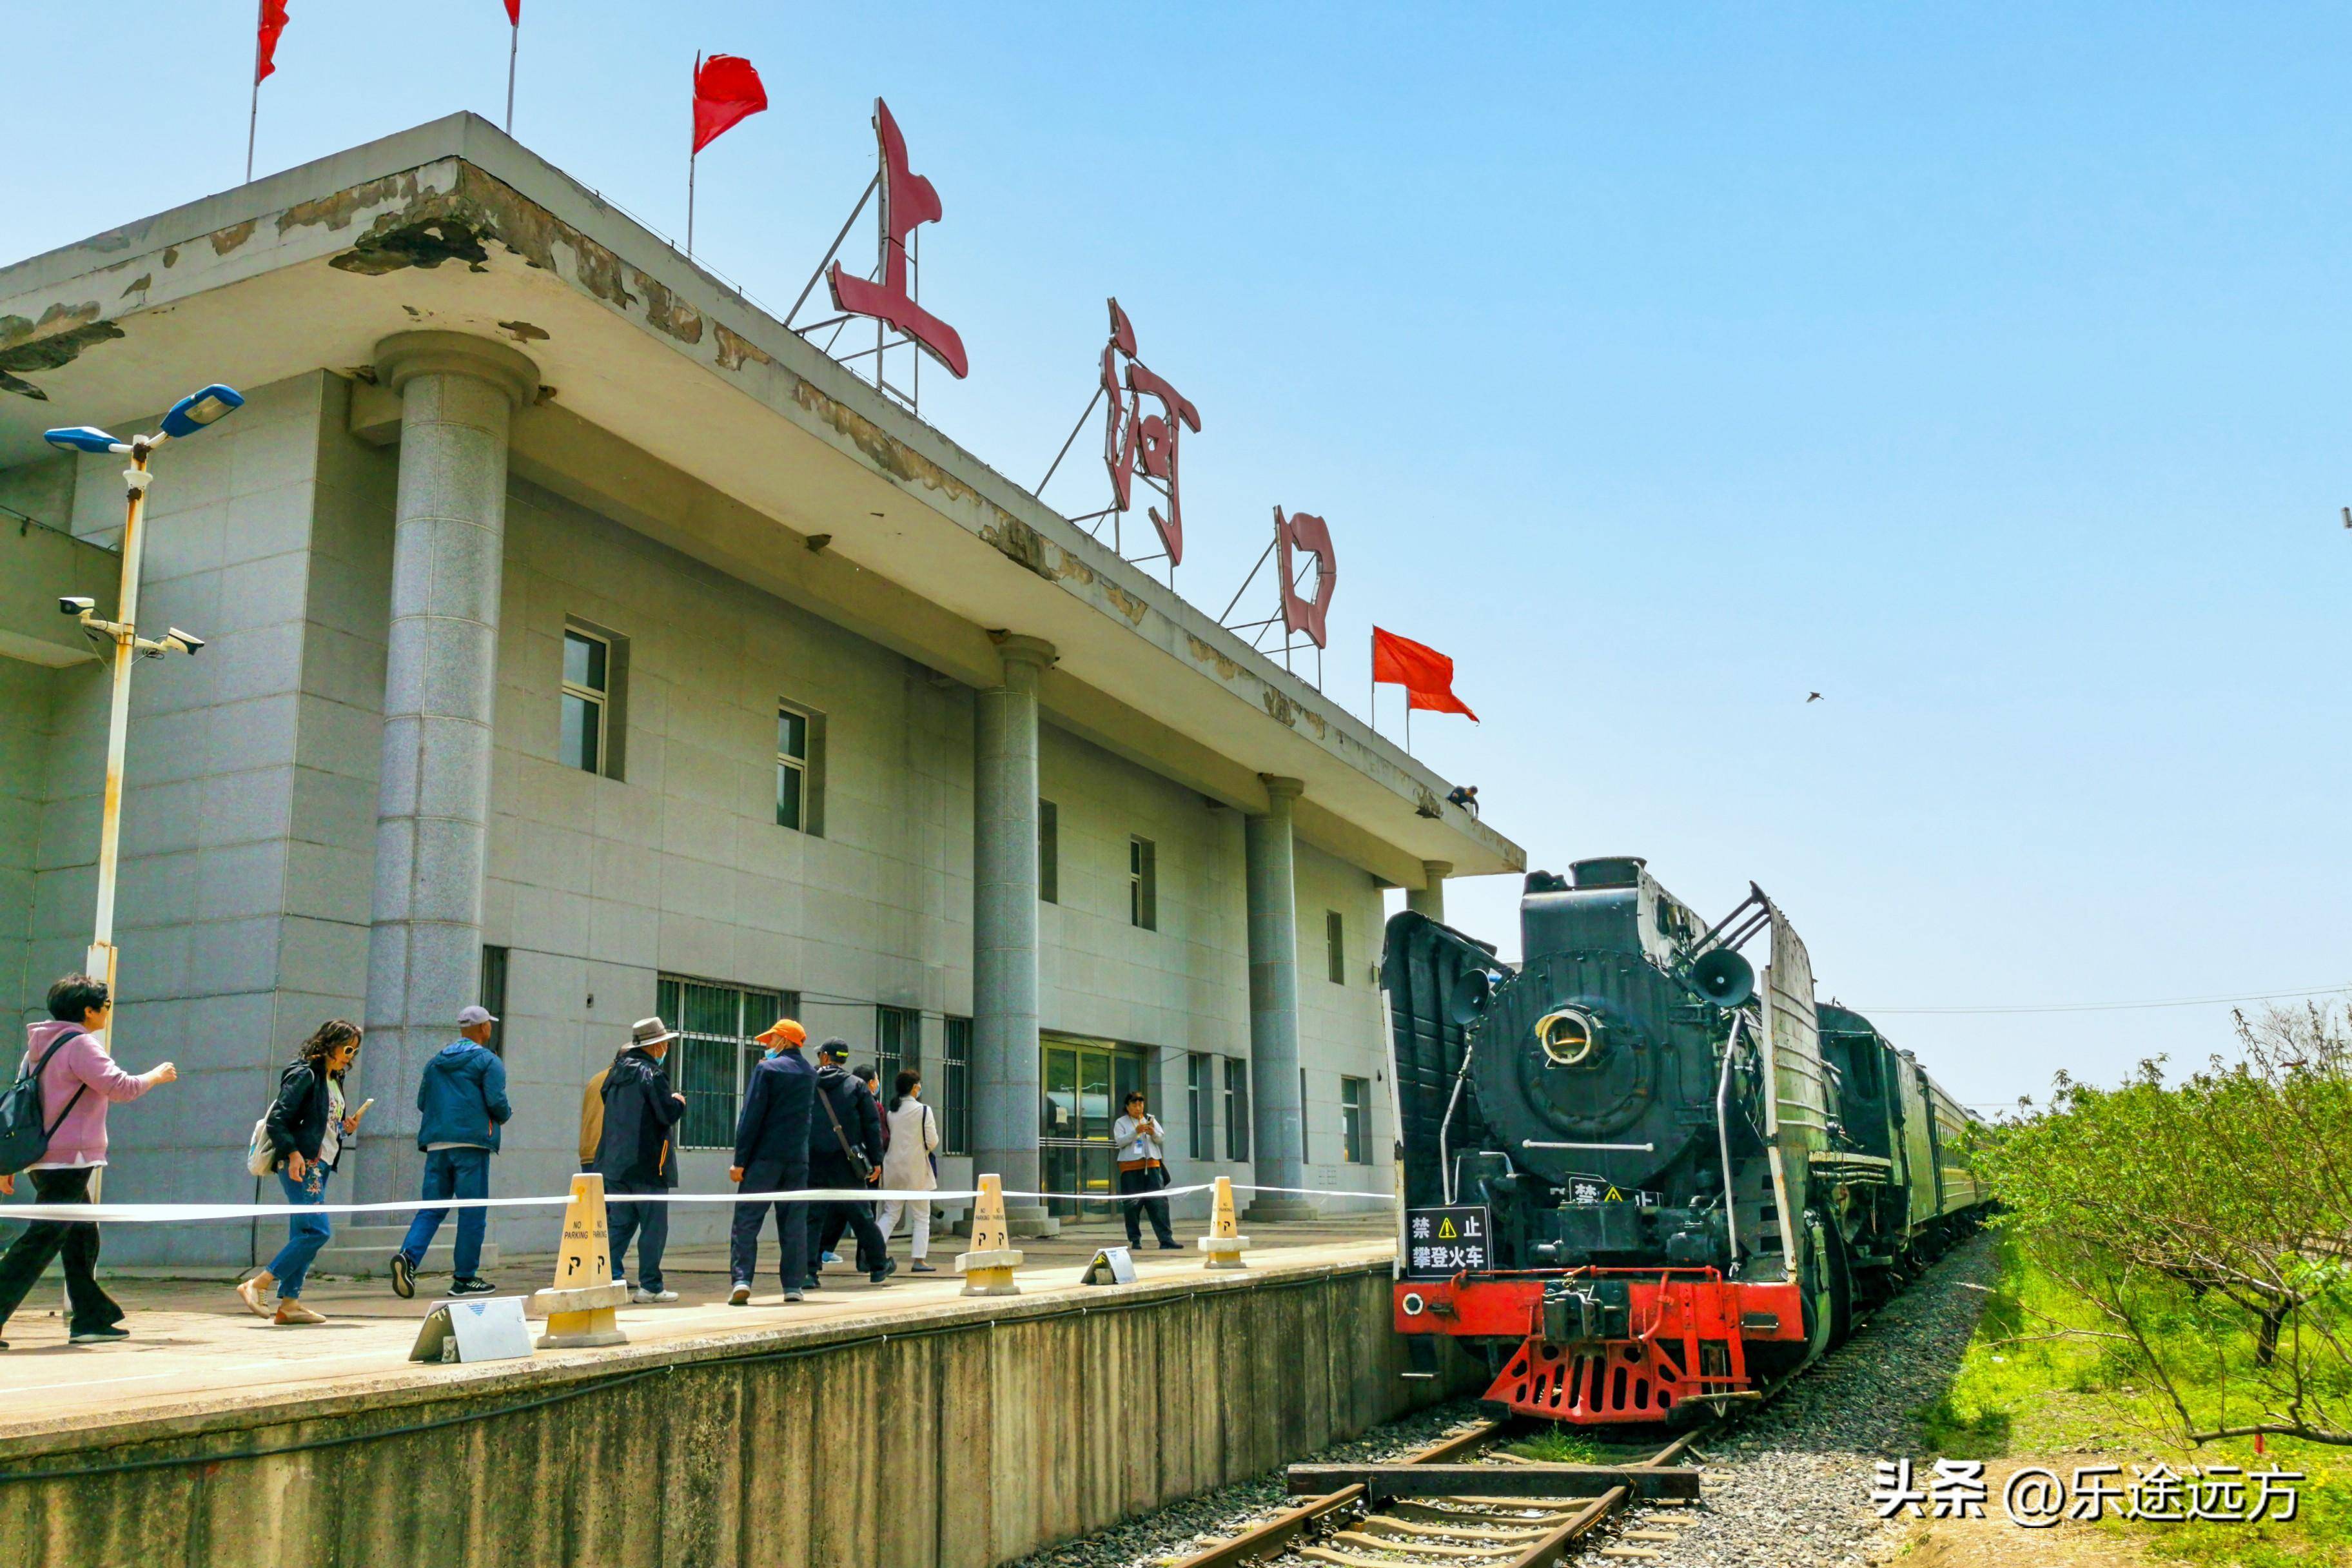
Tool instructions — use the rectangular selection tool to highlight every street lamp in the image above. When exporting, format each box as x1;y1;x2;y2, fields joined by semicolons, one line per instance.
43;384;244;1040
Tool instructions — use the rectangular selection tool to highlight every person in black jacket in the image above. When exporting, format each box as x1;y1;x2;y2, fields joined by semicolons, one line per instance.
593;1018;687;1303
725;1019;817;1304
237;1020;369;1326
805;1041;890;1287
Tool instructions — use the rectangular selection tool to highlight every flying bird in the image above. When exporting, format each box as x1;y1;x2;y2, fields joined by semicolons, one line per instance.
1806;692;1823;703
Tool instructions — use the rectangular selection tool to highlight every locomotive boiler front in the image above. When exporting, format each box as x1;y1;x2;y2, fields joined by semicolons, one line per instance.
1460;857;1755;1273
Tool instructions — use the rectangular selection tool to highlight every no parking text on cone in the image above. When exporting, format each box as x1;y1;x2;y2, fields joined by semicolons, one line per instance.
955;1173;1024;1297
527;1172;633;1348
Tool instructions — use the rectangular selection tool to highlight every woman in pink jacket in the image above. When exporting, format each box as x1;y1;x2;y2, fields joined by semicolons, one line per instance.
0;974;177;1348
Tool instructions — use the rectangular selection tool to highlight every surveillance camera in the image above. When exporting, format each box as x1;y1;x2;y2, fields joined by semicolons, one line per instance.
164;629;205;655
58;596;95;616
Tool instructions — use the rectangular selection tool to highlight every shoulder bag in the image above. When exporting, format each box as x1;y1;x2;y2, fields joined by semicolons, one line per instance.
819;1084;874;1182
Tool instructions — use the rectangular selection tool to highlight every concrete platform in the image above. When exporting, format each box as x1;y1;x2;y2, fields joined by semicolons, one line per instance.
0;1213;1396;1443
0;1213;1469;1568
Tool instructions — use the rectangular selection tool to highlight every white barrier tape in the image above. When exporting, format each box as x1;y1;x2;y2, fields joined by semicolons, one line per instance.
0;1181;1396;1226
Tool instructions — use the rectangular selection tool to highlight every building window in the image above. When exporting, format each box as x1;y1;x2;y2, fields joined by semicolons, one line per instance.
1038;799;1059;903
1129;836;1157;930
939;1016;972;1156
775;703;825;836
1300;1069;1311;1162
1326;910;1346;985
1224;1057;1250;1163
876;1006;919;1099
479;945;509;1057
561;628;609;776
1187;1052;1212;1161
1341;1075;1371;1164
658;975;793;1150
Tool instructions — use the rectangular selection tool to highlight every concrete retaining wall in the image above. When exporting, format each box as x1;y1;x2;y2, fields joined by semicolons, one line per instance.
0;1259;1471;1567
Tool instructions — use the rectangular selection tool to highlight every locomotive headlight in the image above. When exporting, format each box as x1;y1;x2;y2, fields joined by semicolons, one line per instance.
1535;1008;1600;1067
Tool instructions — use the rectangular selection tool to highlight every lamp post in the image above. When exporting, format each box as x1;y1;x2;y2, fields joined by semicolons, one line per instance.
43;385;244;1043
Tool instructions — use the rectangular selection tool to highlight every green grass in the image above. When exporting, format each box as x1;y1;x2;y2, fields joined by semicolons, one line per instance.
1505;1429;1614;1465
1910;1230;2349;1567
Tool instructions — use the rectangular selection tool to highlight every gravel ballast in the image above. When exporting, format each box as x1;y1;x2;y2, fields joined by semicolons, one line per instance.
1018;1231;1999;1568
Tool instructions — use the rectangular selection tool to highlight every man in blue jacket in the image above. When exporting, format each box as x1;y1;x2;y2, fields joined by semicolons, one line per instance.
726;1018;817;1304
389;1005;512;1299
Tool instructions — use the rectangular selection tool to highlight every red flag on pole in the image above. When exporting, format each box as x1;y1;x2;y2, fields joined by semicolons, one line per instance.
255;0;291;83
504;0;521;22
691;54;769;154
1372;627;1479;720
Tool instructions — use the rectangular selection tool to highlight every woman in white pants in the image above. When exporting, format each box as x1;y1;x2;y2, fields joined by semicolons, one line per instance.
877;1069;941;1272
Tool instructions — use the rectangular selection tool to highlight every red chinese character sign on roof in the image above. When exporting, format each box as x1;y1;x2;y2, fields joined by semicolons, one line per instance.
1100;299;1202;566
828;99;968;379
1275;506;1338;649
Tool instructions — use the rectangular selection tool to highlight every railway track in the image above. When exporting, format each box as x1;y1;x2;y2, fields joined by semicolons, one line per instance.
1173;1420;1707;1568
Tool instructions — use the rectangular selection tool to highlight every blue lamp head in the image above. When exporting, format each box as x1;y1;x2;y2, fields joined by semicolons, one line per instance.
43;426;127;455
158;384;244;440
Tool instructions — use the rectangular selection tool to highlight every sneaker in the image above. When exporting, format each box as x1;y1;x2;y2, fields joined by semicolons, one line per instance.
728;1282;752;1306
910;1260;937;1273
630;1287;680;1304
389;1253;415;1300
782;1289;804;1303
821;1251;841;1266
68;1325;128;1344
273;1301;326;1326
235;1275;275;1318
868;1269;891;1285
447;1277;495;1297
1159;1241;1182;1251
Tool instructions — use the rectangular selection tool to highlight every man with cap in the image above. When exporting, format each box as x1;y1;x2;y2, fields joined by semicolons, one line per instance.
726;1018;817;1304
806;1040;891;1287
593;1017;689;1303
389;1004;511;1299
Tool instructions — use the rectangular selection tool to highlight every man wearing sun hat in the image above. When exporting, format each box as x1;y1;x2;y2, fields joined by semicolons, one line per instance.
725;1017;818;1304
593;1017;689;1303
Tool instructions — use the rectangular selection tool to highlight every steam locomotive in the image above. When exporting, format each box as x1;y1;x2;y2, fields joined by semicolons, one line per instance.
1382;857;1984;1424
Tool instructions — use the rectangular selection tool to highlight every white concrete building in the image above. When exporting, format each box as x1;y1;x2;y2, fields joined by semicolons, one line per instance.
0;116;1520;1267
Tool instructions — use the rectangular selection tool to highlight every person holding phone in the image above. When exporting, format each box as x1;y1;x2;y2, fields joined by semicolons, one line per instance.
1112;1090;1179;1251
0;974;177;1348
240;1019;368;1326
388;1005;511;1300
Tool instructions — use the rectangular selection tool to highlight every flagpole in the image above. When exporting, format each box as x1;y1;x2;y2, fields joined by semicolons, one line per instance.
245;0;264;183
687;54;699;257
505;18;519;133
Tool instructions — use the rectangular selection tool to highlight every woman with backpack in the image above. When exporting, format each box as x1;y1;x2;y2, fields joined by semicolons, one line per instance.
237;1020;367;1326
876;1069;941;1273
0;974;177;1348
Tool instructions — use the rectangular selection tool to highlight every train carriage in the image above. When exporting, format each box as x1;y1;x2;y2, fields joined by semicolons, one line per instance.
1382;856;1986;1424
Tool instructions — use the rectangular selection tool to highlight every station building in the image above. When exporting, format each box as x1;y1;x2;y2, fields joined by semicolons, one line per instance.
0;115;1521;1266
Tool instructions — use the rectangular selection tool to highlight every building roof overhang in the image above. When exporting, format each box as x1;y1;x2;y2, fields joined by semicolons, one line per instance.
0;113;1523;887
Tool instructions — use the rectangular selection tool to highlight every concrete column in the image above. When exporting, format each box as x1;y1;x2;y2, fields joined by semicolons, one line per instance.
1407;859;1452;923
972;634;1058;1236
1245;775;1316;1222
359;332;538;1203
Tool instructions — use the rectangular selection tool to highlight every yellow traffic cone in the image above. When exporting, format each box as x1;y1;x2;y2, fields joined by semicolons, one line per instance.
1198;1175;1250;1271
527;1172;632;1348
955;1173;1024;1297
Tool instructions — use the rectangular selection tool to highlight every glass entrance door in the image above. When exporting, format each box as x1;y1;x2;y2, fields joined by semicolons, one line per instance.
1041;1034;1152;1219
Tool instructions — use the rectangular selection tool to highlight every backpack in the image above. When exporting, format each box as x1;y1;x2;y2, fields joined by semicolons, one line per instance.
0;1032;92;1176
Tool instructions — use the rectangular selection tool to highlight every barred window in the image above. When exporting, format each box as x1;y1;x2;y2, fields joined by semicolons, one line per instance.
939;1016;972;1156
658;975;796;1150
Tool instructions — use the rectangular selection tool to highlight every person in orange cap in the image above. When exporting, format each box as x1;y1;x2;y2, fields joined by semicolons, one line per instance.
726;1018;816;1303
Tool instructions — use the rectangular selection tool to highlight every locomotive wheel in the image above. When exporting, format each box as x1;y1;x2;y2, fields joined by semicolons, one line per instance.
1820;1217;1857;1348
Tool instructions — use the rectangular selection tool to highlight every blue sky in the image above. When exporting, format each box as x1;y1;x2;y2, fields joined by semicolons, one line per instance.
10;4;2348;1112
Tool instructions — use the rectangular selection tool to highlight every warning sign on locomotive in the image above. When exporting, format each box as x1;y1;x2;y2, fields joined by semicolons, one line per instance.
1403;1205;1492;1278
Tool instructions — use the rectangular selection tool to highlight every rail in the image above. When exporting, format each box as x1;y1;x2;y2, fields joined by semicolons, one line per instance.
1175;1420;1706;1568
